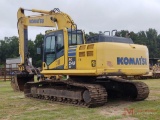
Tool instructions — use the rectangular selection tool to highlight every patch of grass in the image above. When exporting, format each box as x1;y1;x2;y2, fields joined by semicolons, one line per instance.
0;81;108;120
0;79;160;120
11;107;109;120
127;100;160;120
104;116;122;120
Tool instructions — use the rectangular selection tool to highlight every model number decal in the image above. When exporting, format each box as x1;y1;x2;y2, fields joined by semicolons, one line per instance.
68;57;76;69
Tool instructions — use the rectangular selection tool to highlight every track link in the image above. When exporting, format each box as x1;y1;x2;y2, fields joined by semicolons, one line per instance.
24;80;107;108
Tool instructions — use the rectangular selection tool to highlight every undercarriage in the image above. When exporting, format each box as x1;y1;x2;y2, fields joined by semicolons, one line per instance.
23;76;149;107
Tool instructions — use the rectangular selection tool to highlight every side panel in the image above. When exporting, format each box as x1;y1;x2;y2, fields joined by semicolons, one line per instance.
96;42;149;75
41;42;149;76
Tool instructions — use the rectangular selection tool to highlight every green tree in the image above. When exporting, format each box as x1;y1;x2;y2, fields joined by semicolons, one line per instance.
115;30;129;37
146;29;158;58
85;32;98;39
135;31;147;45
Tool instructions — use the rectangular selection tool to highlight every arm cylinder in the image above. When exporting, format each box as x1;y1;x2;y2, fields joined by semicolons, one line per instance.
21;8;51;14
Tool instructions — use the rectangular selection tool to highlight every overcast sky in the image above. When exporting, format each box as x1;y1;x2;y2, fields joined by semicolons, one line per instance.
0;0;160;40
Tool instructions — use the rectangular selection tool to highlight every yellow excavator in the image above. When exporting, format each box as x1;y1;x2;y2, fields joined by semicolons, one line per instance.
11;8;149;107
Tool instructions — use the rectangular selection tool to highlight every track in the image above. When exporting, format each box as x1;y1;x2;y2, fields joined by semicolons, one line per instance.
23;77;149;108
24;80;107;108
98;77;149;101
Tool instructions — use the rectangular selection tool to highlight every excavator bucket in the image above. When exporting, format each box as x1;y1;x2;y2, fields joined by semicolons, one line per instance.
11;74;34;91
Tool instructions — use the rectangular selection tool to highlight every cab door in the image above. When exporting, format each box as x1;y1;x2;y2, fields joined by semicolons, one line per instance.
44;35;56;69
44;30;64;70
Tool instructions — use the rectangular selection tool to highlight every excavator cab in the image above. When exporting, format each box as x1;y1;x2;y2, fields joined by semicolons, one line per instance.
42;28;84;71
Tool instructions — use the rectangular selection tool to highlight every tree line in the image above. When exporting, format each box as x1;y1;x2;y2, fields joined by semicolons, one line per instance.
0;34;44;67
116;28;160;58
0;28;160;67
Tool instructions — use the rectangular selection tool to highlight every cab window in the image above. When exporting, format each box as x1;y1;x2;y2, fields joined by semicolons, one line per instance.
45;36;56;65
45;36;55;52
57;33;64;50
68;32;83;45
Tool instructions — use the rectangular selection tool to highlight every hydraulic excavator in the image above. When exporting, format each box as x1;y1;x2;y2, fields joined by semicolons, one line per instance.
11;8;149;107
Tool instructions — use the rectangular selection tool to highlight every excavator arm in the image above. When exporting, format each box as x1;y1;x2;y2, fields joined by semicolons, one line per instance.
17;8;76;72
11;8;78;91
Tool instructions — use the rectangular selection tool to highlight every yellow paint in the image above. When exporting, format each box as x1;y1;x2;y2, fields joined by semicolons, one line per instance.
49;56;64;69
42;42;149;76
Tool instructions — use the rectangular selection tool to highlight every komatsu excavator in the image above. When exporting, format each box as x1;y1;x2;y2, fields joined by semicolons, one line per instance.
11;8;149;107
